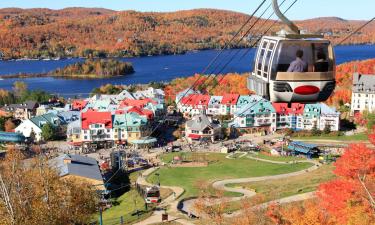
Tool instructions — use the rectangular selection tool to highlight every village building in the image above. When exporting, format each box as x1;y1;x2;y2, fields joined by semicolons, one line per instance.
303;103;321;130
351;73;375;115
185;112;222;142
49;154;105;190
112;112;152;146
319;103;340;131
178;94;210;117
236;95;263;111
175;88;201;103
71;100;88;111
232;99;277;133
3;101;39;120
80;111;113;149
67;120;82;147
220;94;239;116
133;87;165;104
273;103;305;130
207;96;223;116
36;104;52;116
15;112;62;142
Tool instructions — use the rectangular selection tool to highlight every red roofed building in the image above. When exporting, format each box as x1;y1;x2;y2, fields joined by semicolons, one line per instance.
72;100;88;111
81;111;113;142
272;103;305;130
178;94;210;117
221;94;240;115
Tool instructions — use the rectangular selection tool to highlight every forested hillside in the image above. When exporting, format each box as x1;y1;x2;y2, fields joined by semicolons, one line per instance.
0;8;374;59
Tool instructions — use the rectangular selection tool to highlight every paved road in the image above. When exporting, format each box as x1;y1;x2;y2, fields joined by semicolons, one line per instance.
181;155;320;218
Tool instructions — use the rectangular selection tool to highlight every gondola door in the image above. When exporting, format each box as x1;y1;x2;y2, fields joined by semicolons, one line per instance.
253;38;277;99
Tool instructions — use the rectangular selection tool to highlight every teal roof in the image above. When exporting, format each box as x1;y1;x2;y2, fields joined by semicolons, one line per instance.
144;103;164;111
209;96;223;105
304;104;321;118
235;99;275;116
30;113;62;128
92;100;112;111
113;113;148;128
236;95;262;107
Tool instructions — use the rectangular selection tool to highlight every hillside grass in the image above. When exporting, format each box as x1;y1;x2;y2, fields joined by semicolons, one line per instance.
224;164;336;213
294;132;368;141
148;153;312;198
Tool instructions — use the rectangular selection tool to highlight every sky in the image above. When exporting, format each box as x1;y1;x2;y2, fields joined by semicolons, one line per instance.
0;0;373;20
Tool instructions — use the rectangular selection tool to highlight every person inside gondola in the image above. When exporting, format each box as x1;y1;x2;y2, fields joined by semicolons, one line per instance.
314;51;329;72
287;49;307;72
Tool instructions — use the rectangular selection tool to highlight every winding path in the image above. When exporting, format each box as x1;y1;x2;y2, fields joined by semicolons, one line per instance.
135;154;322;224
182;155;321;218
133;167;194;225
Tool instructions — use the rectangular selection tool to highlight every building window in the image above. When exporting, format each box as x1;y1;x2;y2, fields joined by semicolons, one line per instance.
84;136;88;140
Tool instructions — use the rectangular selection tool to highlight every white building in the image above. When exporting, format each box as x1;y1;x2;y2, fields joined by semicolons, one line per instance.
319;104;340;131
134;87;165;104
207;96;223;116
351;73;375;115
15;113;62;142
185;113;222;142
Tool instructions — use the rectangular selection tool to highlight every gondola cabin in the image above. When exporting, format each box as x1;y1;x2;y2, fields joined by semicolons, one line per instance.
248;34;336;103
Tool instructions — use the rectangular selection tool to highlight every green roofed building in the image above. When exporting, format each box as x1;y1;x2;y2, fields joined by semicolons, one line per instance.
112;112;151;145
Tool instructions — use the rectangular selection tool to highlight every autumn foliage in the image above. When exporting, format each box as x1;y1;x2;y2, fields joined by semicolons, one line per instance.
0;147;98;225
327;58;375;106
0;8;374;59
164;73;252;103
267;132;375;225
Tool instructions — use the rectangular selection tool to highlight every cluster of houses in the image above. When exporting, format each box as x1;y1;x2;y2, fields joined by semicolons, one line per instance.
177;89;340;142
10;87;165;151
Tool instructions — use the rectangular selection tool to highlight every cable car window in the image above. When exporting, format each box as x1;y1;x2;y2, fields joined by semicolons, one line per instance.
313;43;331;72
262;41;275;78
275;41;332;74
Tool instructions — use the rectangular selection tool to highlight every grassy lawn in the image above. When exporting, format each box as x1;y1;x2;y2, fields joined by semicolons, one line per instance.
99;170;173;225
249;152;305;162
294;132;368;141
148;153;312;198
224;164;336;213
101;189;153;225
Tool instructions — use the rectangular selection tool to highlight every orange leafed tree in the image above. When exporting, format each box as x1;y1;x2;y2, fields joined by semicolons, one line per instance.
267;131;375;225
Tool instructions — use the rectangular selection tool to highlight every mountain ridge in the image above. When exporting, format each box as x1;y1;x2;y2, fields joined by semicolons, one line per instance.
0;8;373;59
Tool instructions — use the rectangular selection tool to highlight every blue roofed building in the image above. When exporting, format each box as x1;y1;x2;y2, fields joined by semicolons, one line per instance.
288;141;320;159
49;154;105;190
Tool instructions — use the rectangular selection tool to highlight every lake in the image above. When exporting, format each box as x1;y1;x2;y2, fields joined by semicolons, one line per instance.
0;45;374;97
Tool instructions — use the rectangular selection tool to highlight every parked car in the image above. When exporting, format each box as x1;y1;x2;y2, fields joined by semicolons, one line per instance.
166;145;182;152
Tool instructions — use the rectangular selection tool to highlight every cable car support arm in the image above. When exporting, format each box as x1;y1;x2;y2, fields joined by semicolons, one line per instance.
273;0;300;34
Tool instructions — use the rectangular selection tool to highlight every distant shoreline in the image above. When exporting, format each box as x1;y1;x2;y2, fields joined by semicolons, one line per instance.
0;73;130;80
1;44;374;62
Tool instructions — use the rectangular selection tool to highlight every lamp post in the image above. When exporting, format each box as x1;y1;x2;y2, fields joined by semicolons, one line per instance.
155;173;160;186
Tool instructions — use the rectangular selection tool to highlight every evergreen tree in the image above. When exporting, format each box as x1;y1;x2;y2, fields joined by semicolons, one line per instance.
323;124;331;134
41;123;56;141
311;123;321;136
